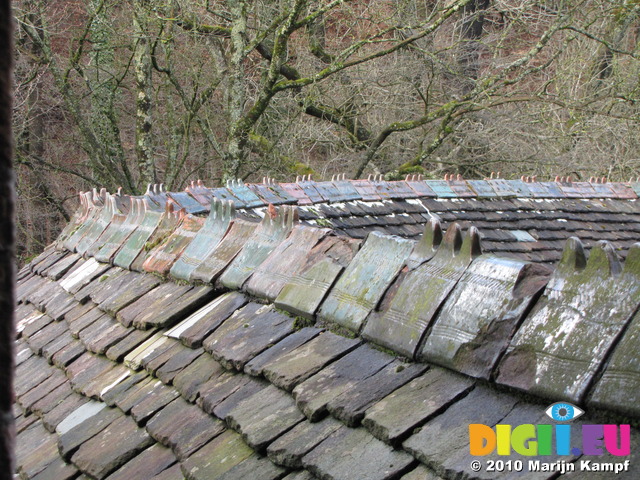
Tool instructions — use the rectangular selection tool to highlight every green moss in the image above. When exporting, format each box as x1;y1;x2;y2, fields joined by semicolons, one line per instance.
315;218;333;228
293;316;315;330
99;275;110;282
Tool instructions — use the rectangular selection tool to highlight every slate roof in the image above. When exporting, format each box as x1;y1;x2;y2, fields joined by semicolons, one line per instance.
13;176;640;479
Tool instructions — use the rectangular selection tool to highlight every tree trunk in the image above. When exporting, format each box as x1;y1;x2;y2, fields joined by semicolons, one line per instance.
224;0;249;180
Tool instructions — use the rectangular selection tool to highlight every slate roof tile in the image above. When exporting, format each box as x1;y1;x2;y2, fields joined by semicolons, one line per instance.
181;429;254;480
203;303;296;370
266;416;343;469
146;397;225;460
292;344;394;421
103;443;178;480
261;331;361;392
171;353;226;403
165;291;250;348
70;414;154;479
57;403;123;460
224;383;305;451
362;367;474;444
41;392;91;433
302;425;416;480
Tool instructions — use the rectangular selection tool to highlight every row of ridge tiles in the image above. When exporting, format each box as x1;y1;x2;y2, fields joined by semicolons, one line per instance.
146;179;639;213
50;183;640;419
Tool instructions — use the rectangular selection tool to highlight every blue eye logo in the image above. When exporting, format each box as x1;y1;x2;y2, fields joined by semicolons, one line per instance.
545;402;584;422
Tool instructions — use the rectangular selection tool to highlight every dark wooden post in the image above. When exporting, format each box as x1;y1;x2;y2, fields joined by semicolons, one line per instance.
0;0;16;478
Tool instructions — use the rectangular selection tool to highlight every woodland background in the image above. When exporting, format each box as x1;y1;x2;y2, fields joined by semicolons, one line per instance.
11;0;640;261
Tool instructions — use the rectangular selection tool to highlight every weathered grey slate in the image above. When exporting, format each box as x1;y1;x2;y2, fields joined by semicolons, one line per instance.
51;340;86;369
41;330;76;362
116;282;188;326
114;377;165;413
219;205;298;290
327;360;428;427
420;255;551;379
245;225;330;301
93;199;146;263
181;430;254;480
129;383;181;424
362;367;474;444
26;320;69;356
213;454;286;480
275;235;360;319
400;465;443;480
200;374;268;419
498;239;640;403
103;443;177;480
146;397;225;460
203;303;296;370
68;307;107;338
319;231;414;332
362;224;482;358
292;344;393;421
41;289;76;321
225;384;306;451
29;453;79;480
80;315;131;354
117;283;213;329
66;353;117;395
267;416;343;468
71;415;154;480
402;386;522;479
244;327;323;377
105;328;159;362
302;425;416;480
16;426;60;479
133;285;214;329
59;258;110;294
78;363;132;400
190;219;258;284
97;272;163;315
15;356;54;397
19;369;67;413
143;214;205;275
169;199;235;280
42;393;90;433
154;347;204;384
172;355;226;402
140;340;185;375
58;405;123;459
82;268;132;304
112;204;162;269
261;331;361;391
147;464;184;480
165;291;249;348
100;371;148;407
30;381;73;418
44;253;80;280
